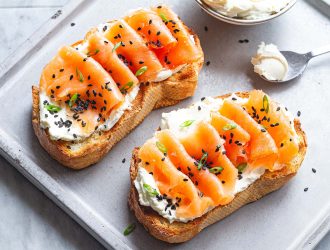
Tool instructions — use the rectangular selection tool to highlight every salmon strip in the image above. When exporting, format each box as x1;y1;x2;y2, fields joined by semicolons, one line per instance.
40;46;124;135
104;20;163;82
243;90;299;164
152;5;202;69
84;30;139;92
125;9;177;51
179;121;238;202
220;100;279;171
156;130;229;206
139;138;214;220
210;112;250;166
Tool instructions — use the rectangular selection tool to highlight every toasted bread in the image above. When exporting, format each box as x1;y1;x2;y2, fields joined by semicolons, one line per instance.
128;92;307;243
32;28;203;170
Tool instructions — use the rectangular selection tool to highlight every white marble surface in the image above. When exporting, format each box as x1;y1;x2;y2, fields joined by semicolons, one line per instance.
0;1;329;249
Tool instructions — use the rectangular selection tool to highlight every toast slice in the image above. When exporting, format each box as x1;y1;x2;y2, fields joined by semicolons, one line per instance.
32;29;203;170
128;92;307;243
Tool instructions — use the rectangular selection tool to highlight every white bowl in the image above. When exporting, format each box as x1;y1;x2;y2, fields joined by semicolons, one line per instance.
195;0;297;25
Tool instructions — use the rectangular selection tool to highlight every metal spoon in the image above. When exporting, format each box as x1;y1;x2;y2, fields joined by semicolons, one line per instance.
261;44;330;83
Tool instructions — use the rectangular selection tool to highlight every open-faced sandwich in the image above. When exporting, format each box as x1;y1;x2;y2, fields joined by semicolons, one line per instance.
129;90;307;243
32;5;203;169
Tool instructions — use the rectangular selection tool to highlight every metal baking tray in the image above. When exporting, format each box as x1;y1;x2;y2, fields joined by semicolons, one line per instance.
0;0;329;249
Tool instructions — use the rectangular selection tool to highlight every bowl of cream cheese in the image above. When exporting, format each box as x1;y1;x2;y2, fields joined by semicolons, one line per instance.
195;0;297;25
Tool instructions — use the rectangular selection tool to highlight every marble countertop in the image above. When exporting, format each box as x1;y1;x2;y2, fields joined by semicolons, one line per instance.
0;1;329;249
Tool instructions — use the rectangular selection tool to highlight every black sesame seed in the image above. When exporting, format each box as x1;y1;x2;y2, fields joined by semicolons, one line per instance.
156;31;161;36
122;158;126;163
312;168;316;173
145;161;150;165
183;178;188;182
297;111;301;117
204;26;208;32
206;61;210;66
201;97;206;101
59;68;64;72
70;75;73;80
103;25;107;32
198;106;201;111
52;74;55;79
304;187;308;192
149;19;152;25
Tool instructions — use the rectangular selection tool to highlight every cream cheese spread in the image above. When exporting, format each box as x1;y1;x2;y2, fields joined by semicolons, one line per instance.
204;0;292;20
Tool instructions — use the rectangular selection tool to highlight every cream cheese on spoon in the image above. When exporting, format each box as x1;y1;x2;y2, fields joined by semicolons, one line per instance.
251;42;288;81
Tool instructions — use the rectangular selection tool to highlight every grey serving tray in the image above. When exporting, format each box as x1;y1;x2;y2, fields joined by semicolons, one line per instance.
0;0;329;249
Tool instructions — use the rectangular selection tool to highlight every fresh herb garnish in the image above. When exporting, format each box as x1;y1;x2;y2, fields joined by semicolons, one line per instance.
69;93;78;108
112;41;122;53
120;81;134;94
45;104;61;113
143;183;159;196
222;123;237;131
197;150;208;170
263;95;269;113
209;166;224;174
180;120;194;128
135;66;148;77
76;67;84;82
123;223;136;236
159;12;168;22
87;49;100;57
156;141;167;154
237;162;247;173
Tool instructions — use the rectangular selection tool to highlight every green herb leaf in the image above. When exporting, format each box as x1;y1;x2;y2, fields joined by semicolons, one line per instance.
263;95;269;114
76;67;84;82
222;123;237;131
123;223;136;236
197;151;208;170
45;104;61;113
112;41;122;53
135;66;148;77
209;166;224;174
156;141;167;154
69;93;78;108
143;183;159;196
159;12;168;22
237;162;248;173
180;120;194;128
120;81;134;94
87;48;100;57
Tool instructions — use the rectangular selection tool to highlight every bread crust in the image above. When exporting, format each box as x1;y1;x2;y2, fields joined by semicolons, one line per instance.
128;92;307;243
32;29;203;169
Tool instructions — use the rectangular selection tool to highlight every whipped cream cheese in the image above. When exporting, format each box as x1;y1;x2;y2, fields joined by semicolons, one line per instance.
251;42;288;81
40;85;140;141
204;0;292;20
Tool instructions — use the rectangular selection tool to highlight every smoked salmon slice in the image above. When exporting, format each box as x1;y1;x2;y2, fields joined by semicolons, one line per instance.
219;100;279;171
139;138;214;220
104;20;163;82
210;112;250;166
243;90;299;165
155;130;229;206
40;46;124;136
152;5;202;69
125;9;177;51
83;30;139;92
179;121;238;201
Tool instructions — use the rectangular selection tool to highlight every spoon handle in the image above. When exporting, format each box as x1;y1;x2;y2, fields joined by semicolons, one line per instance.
306;44;330;59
